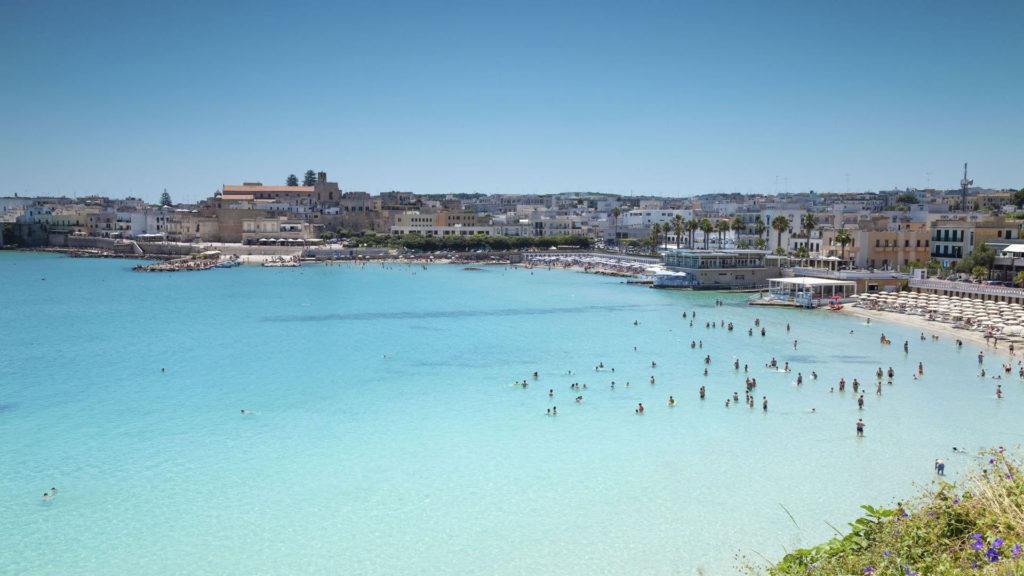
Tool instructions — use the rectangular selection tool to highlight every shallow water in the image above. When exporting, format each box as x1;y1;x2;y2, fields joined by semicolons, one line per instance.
1;252;1020;575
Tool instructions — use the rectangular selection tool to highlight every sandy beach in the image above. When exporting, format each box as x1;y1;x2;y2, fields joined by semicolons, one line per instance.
837;304;1021;364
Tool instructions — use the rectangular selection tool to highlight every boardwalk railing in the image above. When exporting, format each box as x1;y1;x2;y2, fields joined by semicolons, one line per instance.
909;278;1024;298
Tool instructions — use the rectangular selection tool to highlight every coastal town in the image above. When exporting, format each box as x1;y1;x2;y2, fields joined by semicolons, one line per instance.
4;168;1024;291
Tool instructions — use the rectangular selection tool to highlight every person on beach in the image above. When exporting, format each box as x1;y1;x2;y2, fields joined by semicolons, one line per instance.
699;386;705;399
997;384;1003;399
904;341;909;353
796;373;803;385
858;394;864;409
856;419;865;437
762;396;767;411
979;352;985;364
918;362;924;375
935;459;945;475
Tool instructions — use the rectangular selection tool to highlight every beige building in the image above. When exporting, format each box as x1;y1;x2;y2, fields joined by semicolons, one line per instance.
930;215;1022;269
850;216;932;271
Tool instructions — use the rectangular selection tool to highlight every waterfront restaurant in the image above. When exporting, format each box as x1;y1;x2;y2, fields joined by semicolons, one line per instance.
661;249;780;289
765;277;858;306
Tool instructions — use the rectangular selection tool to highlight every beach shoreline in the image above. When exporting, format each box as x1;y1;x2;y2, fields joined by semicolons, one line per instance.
836;304;1020;365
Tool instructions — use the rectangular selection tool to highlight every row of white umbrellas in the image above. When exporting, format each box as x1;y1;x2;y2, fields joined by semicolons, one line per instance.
857;292;1024;334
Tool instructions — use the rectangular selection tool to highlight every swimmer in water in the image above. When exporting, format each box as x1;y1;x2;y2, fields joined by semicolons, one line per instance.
636;403;644;414
997;384;1003;398
668;396;676;406
856;418;865;436
43;492;51;501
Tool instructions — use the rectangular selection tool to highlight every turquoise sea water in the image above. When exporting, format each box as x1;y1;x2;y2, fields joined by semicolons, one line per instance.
2;251;1022;575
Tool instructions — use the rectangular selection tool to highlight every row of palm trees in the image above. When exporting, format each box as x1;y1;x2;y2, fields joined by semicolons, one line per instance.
611;209;855;260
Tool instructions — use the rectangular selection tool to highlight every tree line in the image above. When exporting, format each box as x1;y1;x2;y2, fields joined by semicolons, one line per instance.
286;170;317;187
328;232;592;252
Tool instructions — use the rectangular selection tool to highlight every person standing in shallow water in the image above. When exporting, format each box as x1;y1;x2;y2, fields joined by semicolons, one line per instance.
856;419;865;437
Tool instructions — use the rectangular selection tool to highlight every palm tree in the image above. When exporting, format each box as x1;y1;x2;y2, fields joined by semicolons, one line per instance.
649;223;661;252
771;215;791;252
794;244;810;266
699;218;714;250
732;216;746;242
611;207;621;247
801;213;817;238
835;228;852;263
686;218;699;248
672;216;684;249
716;219;731;249
753;217;767;241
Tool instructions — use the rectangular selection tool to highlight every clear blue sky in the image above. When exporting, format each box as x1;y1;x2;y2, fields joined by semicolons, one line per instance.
2;0;1022;203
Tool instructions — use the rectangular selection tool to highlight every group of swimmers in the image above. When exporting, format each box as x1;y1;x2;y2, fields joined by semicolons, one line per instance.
526;304;1018;447
42;487;57;501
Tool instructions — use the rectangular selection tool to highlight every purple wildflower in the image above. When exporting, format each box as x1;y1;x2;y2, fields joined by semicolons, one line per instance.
986;547;999;562
994;538;1004;548
954;498;961;504
972;538;985;550
864;566;876;574
1013;543;1022;558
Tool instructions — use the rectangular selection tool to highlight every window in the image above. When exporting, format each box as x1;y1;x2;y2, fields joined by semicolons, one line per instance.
876;239;880;247
905;240;910;247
